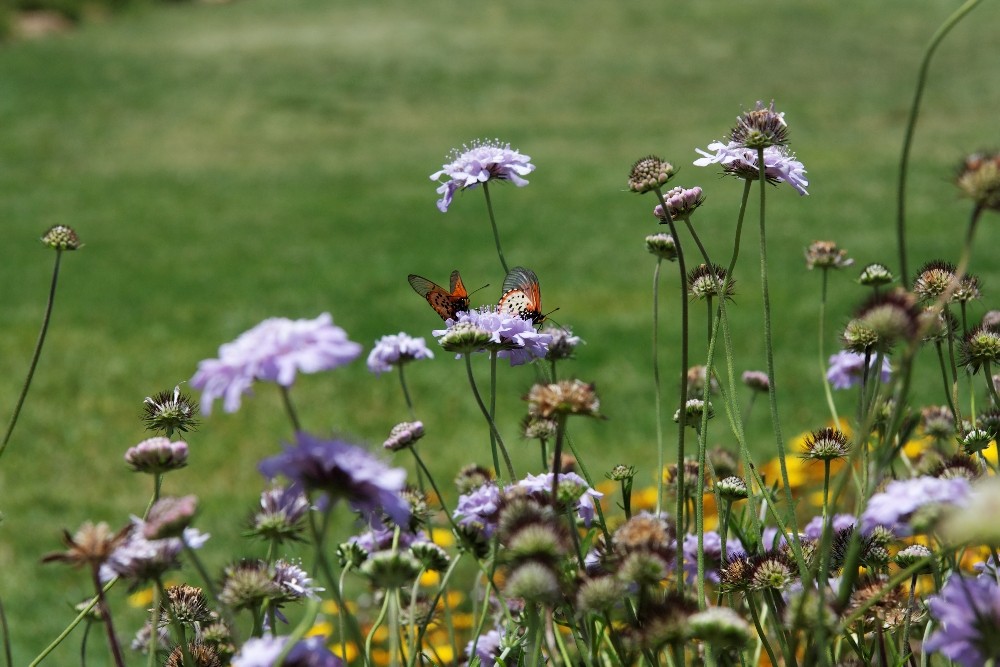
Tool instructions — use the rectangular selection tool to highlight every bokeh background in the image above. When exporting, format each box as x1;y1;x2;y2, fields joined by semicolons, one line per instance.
0;0;998;662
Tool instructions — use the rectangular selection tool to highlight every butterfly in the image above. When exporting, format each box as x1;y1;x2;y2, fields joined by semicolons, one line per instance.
408;270;470;320
498;266;545;324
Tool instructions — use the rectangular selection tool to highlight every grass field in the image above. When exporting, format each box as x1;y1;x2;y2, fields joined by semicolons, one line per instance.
1;0;999;662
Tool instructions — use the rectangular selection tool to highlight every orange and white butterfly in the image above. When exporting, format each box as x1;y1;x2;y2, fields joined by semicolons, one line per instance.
498;266;545;324
408;270;470;321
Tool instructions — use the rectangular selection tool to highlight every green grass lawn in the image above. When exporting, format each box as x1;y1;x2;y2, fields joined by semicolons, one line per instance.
0;0;998;662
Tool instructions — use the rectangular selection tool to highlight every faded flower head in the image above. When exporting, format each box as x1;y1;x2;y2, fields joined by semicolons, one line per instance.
258;432;409;526
162;584;213;627
687;263;734;301
961;326;1000;375
688;606;753;649
42;521;131;569
694;142;808;195
522;413;558;440
955;150;1000;212
608;464;637;482
366;332;434;376
41;224;81;250
383;421;425;452
653;186;705;222
542;325;582;361
686;365;719;399
125;437;189;474
922;405;956;441
801;427;851;462
729;100;789;149
526;379;601;418
827;350;891;390
858;262;894;287
430;139;534;212
433;307;550;365
628;155;676;193
645;233;678;261
142;386;199;435
805;240;853;270
191;313;361;415
913;260;958;302
855;289;920;349
101;518;208;585
953;274;983;304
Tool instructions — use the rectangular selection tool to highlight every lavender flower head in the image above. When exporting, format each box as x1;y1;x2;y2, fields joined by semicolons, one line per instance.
516;472;603;526
803;513;856;541
925;573;1000;667
861;475;971;535
433;307;551;366
232;635;342;667
682;531;743;584
191;313;361;415
101;517;209;585
694;142;808;195
259;432;409;526
350;525;427;554
653;186;705;222
827;350;891;389
453;482;502;538
366;332;434;376
430;139;535;212
465;629;505;666
272;559;323;601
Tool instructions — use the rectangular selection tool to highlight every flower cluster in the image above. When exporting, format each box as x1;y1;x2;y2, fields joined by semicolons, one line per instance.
430;139;535;212
433;307;551;365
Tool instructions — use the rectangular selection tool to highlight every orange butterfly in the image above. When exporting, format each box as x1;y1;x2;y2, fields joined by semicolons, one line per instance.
408;270;470;320
498;266;545;324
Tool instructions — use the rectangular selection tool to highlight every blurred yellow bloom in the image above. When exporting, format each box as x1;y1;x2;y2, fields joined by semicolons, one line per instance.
307;621;333;638
430;528;455;548
127;579;179;607
321;599;357;615
331;642;358;663
903;434;932;460
450;612;475;630
371;648;390;666
420;570;441;587
427;643;455;664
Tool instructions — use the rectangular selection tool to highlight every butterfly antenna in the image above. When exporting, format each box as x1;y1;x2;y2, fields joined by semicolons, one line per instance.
540;308;561;327
469;283;491;297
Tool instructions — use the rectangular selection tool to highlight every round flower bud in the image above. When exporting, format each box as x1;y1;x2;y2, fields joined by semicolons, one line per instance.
688;264;734;301
687;607;753;649
716;476;749;502
437;322;492;354
383;421;425;451
361;550;422;589
645;233;678;261
608;464;636;482
125;437;189;474
741;370;770;393
628;156;675;193
858;263;894;287
576;576;624;613
40;225;81;251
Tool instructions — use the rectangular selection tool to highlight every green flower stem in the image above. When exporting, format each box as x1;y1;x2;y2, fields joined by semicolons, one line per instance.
409;555;464;667
818;270;840;426
550;414;567;503
652;257;666;515
895;0;985;284
29;577;118;667
409;447;462;535
983;360;1000;409
756;147;803;562
652;184;690;595
900;574;919;667
745;594;779;667
274;597;322;665
365;587;392;664
562;431;612;543
397;363;416;420
280;385;302;433
147;584;159;667
0;597;11;667
482;182;510;275
934;341;961;428
143;474;163;519
527;606;544;667
463;353;515;481
764;590;797;667
0;249;65;463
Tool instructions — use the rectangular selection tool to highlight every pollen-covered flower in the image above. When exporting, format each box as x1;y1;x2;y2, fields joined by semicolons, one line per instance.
913;260;958;302
433;307;550;366
955;150;1000;212
925;573;1000;667
526;379;601;418
191;313;361;415
366;333;434;375
694;142;808;195
430;139;534;212
861;475;971;535
805;240;853;270
858;262;894;287
961;326;1000;374
645;233;678;261
258;432;409;526
628;155;675;193
653;186;705;222
687;263;734;301
826;350;891;389
41;224;81;250
142;386;199;435
125;437;189;474
729;101;789;149
272;558;322;602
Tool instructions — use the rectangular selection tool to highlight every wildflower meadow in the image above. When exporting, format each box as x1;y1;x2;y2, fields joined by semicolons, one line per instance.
2;1;1000;666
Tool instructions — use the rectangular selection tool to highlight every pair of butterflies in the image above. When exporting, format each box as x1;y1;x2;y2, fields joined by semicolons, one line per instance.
408;267;545;324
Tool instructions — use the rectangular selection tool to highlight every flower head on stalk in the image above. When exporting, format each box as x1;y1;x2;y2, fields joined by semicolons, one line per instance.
961;326;1000;374
858;262;895;288
248;484;310;544
826;350;891;390
653;186;705;222
142;386;199;435
42;521;131;569
100;517;209;586
687;263;734;301
694;142;808;195
430;139;535;213
526;379;601;419
628;155;676;194
925;573;1000;667
741;370;770;393
191;313;361;415
433;307;550;366
542;325;582;361
40;224;82;251
854;289;921;350
366;332;434;376
860;475;971;535
800;427;851;462
729;101;789;149
645;233;678;261
125;437;189;474
955;150;1000;213
516;471;603;526
682;531;743;584
383;420;425;452
913;260;959;302
805;241;853;271
258;432;409;526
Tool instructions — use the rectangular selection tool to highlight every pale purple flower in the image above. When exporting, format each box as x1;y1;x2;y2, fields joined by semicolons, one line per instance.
430;139;535;212
826;350;891;389
433;307;551;366
259;432;409;526
191;313;362;415
861;475;971;535
803;514;856;540
653;186;705;221
366;333;434;375
682;531;743;584
465;629;505;666
124;437;188;474
101;518;209;584
233;635;342;667
516;472;603;526
694;141;808;195
349;525;427;553
925;573;1000;667
273;559;323;601
453;483;502;537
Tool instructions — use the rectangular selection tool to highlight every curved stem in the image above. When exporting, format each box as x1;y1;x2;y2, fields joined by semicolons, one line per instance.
463;354;515;481
280;385;302;433
482;183;510;275
652;257;666;515
0;250;63;463
29;578;118;667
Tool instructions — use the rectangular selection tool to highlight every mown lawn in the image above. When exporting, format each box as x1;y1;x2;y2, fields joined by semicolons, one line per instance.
0;0;997;662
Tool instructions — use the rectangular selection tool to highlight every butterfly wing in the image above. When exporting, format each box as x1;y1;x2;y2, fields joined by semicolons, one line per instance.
498;266;544;323
409;271;470;320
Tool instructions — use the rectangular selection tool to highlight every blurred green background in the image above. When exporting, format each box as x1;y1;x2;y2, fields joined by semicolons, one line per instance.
0;0;998;662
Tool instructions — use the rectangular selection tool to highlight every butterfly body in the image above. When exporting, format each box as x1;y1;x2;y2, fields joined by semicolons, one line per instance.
498;266;544;324
408;270;470;320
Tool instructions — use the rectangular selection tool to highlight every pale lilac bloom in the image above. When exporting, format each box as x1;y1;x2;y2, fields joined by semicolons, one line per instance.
925;573;1000;667
350;525;427;553
453;483;502;537
465;629;505;666
259;432;409;526
826;350;891;389
861;475;971;535
430;139;535;212
191;313;361;414
273;559;323;600
694;141;808;195
682;531;743;584
433;307;550;366
233;635;342;667
101;517;209;584
366;333;434;375
516;472;603;526
803;514;856;540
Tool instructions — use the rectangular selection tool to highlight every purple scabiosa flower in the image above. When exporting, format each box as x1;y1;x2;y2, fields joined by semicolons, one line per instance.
453;482;502;538
430;139;535;212
125;437;189;474
349;525;427;554
232;635;342;667
826;350;891;389
100;518;209;585
803;514;856;541
653;186;705;222
433;307;551;366
465;629;506;666
191;313;361;415
694;141;808;195
516;472;603;526
861;475;971;535
251;484;311;544
366;332;434;376
925;573;1000;667
258;432;409;526
272;559;323;602
682;531;743;584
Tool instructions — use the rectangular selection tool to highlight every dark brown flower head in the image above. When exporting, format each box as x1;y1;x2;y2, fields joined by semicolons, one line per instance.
162;584;213;627
858;262;894;287
142;386;199;435
525;379;601;418
40;225;81;251
955;150;1000;212
801;427;851;462
805;240;853;270
922;405;957;441
953;274;982;303
913;260;958;302
165;643;221;667
628;155;676;193
42;521;130;568
719;551;754;593
855;288;920;349
730;100;789;149
687;263;734;301
845;575;913;630
961;326;1000;374
454;464;493;495
645;233;678;261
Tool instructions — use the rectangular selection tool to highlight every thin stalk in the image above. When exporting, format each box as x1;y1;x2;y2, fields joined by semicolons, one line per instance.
90;566;125;667
551;415;567;502
934;341;960;427
365;590;393;663
745;595;779;667
652;257;666;515
410;555;464;667
409;448;462;534
984;360;1000;409
482;182;510;275
397;363;416;420
900;575;919;667
148;585;160;667
280;385;302;433
274;597;322;665
464;354;515;480
0;249;64;462
819;270;840;426
0;597;10;667
29;578;118;667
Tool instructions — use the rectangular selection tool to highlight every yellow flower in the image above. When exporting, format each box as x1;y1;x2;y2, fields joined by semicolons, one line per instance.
419;571;440;587
331;642;358;663
429;528;455;548
306;621;333;638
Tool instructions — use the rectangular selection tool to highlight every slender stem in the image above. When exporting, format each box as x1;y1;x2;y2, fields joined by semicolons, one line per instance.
745;595;779;667
274;597;322;665
0;250;63;462
818;270;840;426
652;257;666;515
183;542;222;610
984;361;1000;409
895;0;985;285
551;415;567;502
463;354;515;480
934;341;960;427
280;385;302;433
0;597;10;667
397;363;417;420
410;448;461;534
90;566;126;667
148;584;159;667
482;182;510;275
365;589;392;663
29;578;118;667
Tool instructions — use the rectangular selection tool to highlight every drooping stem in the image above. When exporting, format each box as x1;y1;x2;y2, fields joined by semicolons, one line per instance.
482;182;510;275
464;353;516;481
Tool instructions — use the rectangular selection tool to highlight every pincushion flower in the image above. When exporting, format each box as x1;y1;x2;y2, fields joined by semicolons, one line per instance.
826;350;891;389
433;307;551;366
861;475;971;535
258;432;409;526
232;635;342;667
430;139;535;212
366;332;434;375
191;313;361;415
925;573;1000;667
694;141;808;195
100;517;209;585
453;482;502;537
517;471;603;526
682;531;743;584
